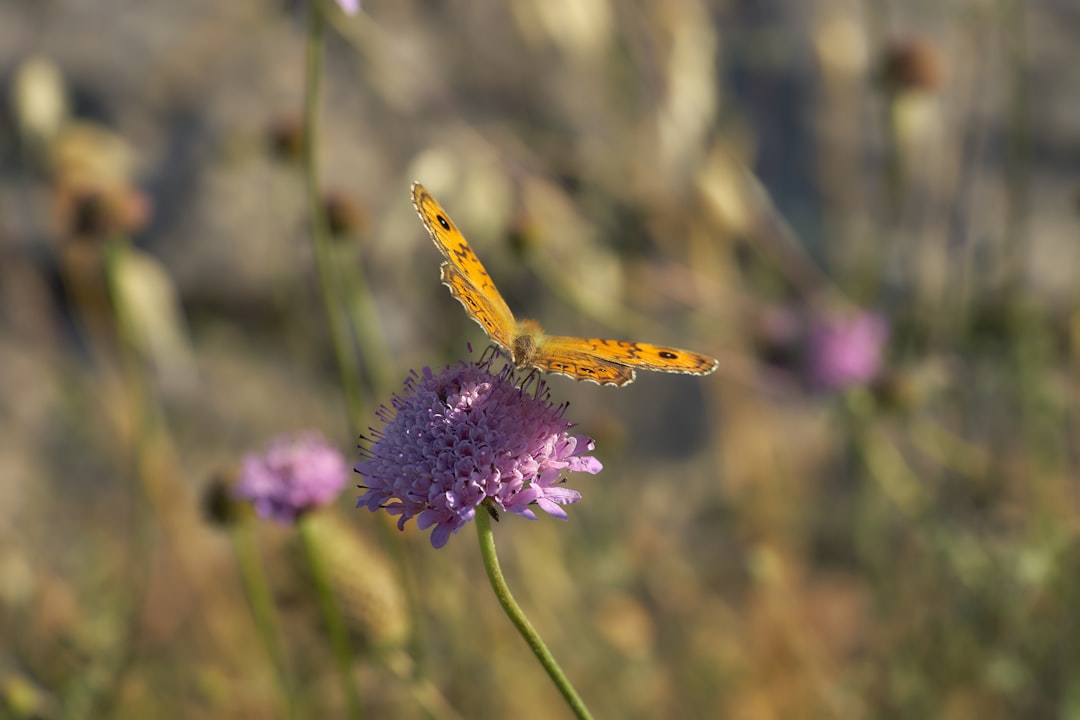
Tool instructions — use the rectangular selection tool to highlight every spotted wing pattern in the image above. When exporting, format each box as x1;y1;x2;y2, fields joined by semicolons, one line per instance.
411;181;720;387
413;183;516;349
534;336;719;386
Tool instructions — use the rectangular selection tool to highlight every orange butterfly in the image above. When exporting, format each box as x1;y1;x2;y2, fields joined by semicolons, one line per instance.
412;182;719;387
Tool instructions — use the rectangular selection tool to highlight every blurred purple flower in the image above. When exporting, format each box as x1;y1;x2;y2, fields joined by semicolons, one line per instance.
336;0;360;14
807;311;889;391
236;432;348;524
356;357;603;549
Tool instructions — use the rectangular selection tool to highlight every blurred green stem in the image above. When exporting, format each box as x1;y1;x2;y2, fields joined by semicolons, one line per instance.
998;0;1029;291
299;515;364;719
474;509;594;720
101;236;241;710
232;522;300;719
304;0;429;703
861;0;902;224
846;390;926;515
332;243;398;396
68;234;146;720
304;0;365;432
302;7;364;716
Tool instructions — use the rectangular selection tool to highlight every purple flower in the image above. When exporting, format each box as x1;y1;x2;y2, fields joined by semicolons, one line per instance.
335;0;360;14
807;311;889;391
355;357;603;549
236;432;348;524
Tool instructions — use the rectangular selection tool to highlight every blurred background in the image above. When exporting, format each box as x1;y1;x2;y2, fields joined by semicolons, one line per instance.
1;0;1078;718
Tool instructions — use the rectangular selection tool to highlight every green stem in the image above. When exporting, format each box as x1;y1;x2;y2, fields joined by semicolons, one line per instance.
998;0;1029;293
304;2;428;710
299;516;364;719
339;243;398;394
474;509;594;720
304;0;365;432
231;523;300;719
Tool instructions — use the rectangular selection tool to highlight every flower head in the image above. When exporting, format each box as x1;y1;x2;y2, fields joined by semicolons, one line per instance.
236;432;348;524
336;0;360;14
356;357;603;548
879;38;945;94
807;311;889;391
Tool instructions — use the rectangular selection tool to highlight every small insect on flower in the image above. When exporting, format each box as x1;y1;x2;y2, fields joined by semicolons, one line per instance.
355;354;603;548
235;432;348;524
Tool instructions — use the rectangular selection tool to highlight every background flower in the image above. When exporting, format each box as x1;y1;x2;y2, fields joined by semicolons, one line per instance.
807;311;889;391
236;431;348;523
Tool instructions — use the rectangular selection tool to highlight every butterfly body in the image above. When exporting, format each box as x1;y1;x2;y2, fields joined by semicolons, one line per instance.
413;182;718;387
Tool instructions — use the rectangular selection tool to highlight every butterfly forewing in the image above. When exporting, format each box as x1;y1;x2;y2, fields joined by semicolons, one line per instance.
413;183;517;345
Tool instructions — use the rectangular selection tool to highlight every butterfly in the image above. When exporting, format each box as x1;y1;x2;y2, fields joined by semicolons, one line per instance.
412;181;719;387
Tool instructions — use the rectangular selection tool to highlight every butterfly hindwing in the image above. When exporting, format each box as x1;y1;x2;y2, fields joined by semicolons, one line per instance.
527;338;637;386
543;337;720;376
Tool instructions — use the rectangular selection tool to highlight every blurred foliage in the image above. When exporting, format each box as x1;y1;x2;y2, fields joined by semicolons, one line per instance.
1;0;1078;718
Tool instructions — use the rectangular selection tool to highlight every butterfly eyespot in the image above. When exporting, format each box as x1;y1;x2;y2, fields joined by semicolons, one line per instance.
437;215;451;231
658;351;678;359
